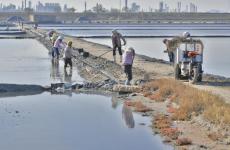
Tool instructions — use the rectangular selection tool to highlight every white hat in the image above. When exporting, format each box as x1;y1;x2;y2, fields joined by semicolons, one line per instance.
182;31;191;38
125;47;134;53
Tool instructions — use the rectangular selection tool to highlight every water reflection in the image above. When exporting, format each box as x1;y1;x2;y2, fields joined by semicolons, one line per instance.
111;95;118;109
50;59;84;85
50;60;63;83
122;104;135;128
64;68;72;83
0;93;172;150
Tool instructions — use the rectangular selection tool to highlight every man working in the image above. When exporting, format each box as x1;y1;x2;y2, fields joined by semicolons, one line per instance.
112;29;126;63
163;31;191;63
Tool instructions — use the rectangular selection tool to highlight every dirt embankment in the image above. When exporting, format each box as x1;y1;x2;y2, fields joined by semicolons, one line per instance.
30;28;230;150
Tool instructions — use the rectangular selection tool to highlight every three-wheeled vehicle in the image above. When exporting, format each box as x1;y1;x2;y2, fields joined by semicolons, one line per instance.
170;38;204;84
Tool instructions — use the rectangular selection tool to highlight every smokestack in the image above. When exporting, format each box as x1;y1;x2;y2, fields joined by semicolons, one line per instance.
25;0;27;8
125;0;128;11
22;1;24;10
85;1;87;12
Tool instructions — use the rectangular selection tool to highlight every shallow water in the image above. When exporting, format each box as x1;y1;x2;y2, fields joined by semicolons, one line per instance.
84;38;230;77
0;93;172;150
0;39;83;85
40;24;230;37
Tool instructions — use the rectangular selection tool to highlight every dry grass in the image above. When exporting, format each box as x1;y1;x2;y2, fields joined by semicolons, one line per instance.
142;78;230;125
208;132;224;141
176;138;192;146
153;114;181;140
124;101;152;113
153;114;171;129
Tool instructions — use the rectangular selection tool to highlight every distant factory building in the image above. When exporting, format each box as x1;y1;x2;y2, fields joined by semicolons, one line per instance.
28;1;32;9
177;2;181;12
159;1;163;12
36;2;61;12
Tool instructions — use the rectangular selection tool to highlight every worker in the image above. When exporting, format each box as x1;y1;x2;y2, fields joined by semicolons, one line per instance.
112;29;126;62
64;41;73;70
52;36;66;60
163;39;174;63
182;31;191;38
163;31;191;63
34;23;38;30
51;32;58;45
48;30;55;41
122;47;135;85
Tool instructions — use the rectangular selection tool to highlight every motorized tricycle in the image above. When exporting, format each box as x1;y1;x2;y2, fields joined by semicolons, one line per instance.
171;38;204;84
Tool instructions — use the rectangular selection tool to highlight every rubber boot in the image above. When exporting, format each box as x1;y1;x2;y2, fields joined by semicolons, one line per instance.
125;80;131;85
113;55;116;63
120;55;122;63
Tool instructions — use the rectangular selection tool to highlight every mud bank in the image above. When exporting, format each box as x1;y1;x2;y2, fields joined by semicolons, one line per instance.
0;84;47;98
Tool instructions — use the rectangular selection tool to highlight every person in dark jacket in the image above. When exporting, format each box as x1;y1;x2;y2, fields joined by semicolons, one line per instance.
112;29;126;62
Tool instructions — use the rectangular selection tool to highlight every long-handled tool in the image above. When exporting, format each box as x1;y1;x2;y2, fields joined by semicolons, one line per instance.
98;44;125;58
98;49;113;58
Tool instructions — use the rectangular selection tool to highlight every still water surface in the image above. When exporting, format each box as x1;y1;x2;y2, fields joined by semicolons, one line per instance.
40;24;230;37
0;39;83;85
0;93;172;150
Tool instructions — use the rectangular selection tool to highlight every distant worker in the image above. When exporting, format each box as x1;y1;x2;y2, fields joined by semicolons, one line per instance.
163;31;191;63
163;39;174;63
34;23;38;30
112;29;126;62
48;30;55;41
5;25;9;31
122;47;135;85
182;31;191;38
52;36;66;60
64;41;73;70
51;32;58;45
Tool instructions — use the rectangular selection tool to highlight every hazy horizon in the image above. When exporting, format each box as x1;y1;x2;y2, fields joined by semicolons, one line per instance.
0;0;229;12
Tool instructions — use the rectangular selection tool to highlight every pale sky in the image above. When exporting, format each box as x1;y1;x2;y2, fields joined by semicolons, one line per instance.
0;0;230;12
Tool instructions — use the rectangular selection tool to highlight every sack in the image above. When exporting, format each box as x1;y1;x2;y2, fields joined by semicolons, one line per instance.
78;48;84;53
83;52;89;58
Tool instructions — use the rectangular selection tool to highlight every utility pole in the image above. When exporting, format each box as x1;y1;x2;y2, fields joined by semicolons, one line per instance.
22;1;24;10
118;0;121;23
84;1;87;12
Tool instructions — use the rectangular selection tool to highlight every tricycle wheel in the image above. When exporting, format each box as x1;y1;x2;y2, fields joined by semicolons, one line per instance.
189;67;199;84
197;64;203;82
174;64;181;80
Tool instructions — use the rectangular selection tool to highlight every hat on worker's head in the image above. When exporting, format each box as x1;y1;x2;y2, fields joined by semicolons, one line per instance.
57;36;64;40
112;29;118;34
163;39;168;44
68;41;72;46
182;31;191;38
125;47;135;53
